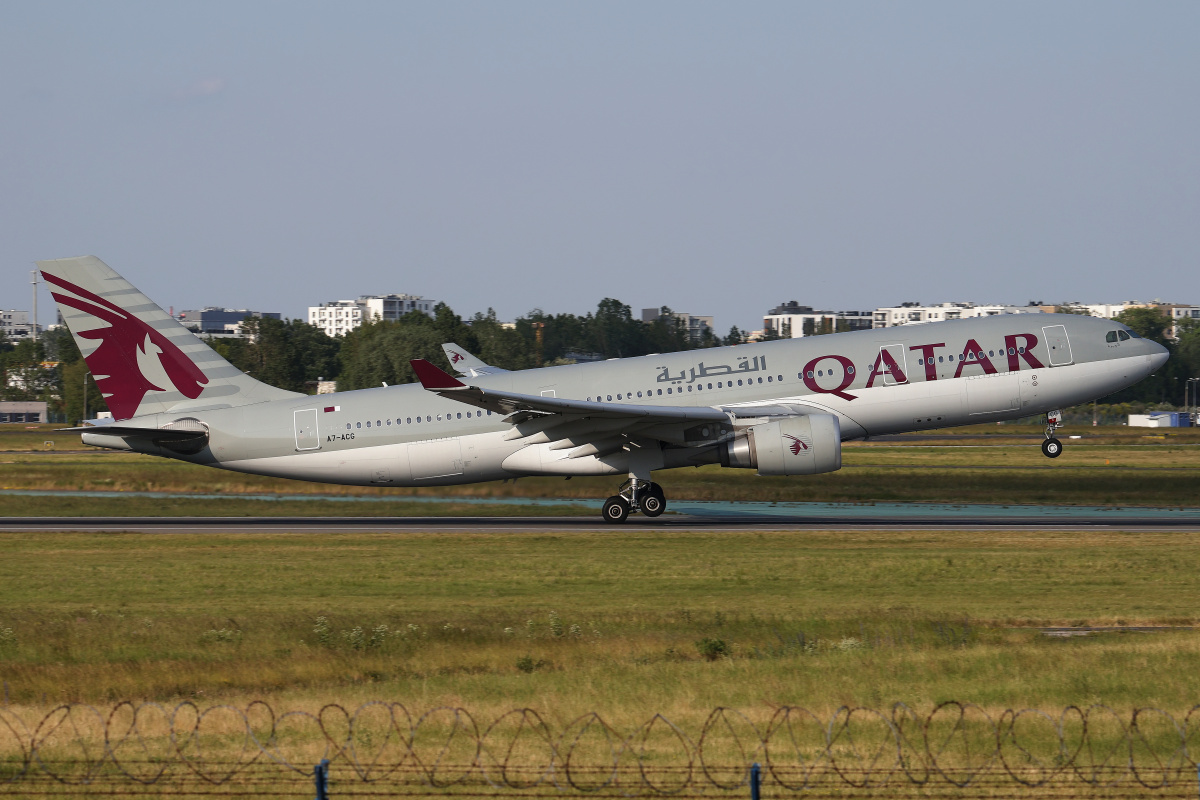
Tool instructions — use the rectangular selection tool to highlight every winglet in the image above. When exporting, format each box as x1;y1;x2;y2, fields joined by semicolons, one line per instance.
410;359;466;390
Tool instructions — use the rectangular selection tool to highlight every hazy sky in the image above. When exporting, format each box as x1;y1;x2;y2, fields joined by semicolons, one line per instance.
3;1;1197;333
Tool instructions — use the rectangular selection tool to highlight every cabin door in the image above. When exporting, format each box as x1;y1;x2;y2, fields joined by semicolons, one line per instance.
879;344;909;385
1042;325;1074;366
294;409;320;451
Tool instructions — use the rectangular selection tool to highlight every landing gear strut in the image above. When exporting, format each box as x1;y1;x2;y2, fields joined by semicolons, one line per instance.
1042;409;1063;459
602;479;666;523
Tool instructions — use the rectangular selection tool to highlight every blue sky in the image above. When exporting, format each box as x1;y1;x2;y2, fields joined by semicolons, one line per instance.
2;2;1197;333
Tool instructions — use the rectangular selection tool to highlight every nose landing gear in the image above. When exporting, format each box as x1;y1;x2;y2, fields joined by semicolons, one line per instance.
601;479;666;523
1042;409;1064;459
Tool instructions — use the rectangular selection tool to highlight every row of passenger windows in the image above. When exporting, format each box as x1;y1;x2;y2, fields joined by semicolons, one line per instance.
347;410;494;430
587;374;788;402
915;346;1026;366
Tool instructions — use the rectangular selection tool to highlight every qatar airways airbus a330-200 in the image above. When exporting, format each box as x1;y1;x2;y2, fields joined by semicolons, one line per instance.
40;256;1168;523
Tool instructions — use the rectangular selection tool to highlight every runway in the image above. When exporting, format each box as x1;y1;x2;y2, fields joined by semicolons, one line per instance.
2;512;1200;532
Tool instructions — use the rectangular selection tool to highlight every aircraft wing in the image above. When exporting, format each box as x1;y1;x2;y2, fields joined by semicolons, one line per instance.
441;343;509;378
409;359;808;454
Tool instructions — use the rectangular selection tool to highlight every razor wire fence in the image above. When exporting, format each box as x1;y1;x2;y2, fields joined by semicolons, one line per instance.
4;701;1200;797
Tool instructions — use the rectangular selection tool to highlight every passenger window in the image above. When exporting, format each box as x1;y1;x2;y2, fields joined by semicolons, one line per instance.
607;395;612;401
806;371;814;379
426;415;431;422
356;422;362;429
376;420;381;427
1018;347;1025;354
847;366;854;375
456;413;462;419
467;412;472;418
667;387;672;394
1106;331;1118;343
1008;347;1016;355
1118;330;1130;341
757;377;763;383
406;417;411;424
687;385;693;392
346;423;351;430
637;391;643;397
938;356;944;363
708;383;713;389
657;389;663;395
767;375;773;382
386;419;392;426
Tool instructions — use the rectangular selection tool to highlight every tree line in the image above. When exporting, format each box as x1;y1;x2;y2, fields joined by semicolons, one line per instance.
1;301;1197;422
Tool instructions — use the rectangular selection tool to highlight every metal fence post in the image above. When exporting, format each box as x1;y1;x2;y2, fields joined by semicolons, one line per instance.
314;759;330;800
750;761;761;800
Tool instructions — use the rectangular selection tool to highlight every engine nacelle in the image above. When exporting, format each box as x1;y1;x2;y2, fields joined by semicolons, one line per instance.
718;414;842;476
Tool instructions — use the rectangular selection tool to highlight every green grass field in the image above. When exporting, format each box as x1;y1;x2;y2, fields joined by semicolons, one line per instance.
2;423;1199;794
1;527;1198;719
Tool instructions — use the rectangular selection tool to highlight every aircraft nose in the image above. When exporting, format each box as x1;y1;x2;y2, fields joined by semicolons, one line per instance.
1149;341;1169;371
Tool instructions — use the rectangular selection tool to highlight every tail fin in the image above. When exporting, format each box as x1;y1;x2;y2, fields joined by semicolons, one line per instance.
442;342;509;378
38;255;300;420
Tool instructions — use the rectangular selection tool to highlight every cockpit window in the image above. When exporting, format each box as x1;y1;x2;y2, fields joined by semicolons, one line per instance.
1106;331;1118;343
1118;330;1131;341
1126;329;1142;339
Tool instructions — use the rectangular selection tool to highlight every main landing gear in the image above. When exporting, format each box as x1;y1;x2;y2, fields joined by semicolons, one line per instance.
1041;409;1064;459
602;479;666;523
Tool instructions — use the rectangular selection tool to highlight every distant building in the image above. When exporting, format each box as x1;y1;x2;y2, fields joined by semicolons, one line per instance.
177;308;281;338
640;308;715;344
871;302;1044;329
1031;301;1199;339
0;401;47;423
0;310;38;341
762;301;872;339
308;294;436;337
1129;413;1191;428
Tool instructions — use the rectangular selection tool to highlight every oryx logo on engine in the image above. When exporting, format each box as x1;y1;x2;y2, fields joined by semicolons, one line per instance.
784;434;810;455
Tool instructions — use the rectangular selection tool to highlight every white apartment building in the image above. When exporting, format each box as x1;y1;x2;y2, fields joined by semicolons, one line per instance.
762;301;873;338
308;294;436;337
0;310;36;341
872;303;1045;328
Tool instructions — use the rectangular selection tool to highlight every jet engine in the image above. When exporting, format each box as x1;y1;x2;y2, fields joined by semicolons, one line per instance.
718;414;841;476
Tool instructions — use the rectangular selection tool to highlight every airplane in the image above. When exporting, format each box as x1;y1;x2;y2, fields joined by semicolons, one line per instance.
39;256;1169;523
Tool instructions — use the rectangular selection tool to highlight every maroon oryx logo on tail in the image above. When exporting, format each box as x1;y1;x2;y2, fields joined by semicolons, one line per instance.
784;434;810;455
43;272;208;420
449;351;465;364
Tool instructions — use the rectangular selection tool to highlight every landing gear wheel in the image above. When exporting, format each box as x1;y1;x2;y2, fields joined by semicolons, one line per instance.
1041;437;1062;459
602;496;630;523
641;483;666;517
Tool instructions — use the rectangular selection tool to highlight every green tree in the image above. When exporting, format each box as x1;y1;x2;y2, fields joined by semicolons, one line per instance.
338;319;446;389
212;318;340;393
469;309;533;369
